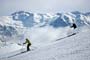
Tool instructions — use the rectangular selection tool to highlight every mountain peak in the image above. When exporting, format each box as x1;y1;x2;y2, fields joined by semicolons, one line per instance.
71;11;81;15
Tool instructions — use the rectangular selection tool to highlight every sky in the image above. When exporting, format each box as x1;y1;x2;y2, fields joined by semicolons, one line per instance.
0;0;90;16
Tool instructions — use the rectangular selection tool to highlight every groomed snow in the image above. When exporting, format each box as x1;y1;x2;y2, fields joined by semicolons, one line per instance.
1;27;90;60
0;43;23;59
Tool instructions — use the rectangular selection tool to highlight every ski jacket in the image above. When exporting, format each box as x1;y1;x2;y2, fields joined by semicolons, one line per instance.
24;39;31;45
71;23;77;29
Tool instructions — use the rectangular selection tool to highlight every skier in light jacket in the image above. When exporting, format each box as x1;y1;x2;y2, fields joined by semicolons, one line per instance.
23;38;31;51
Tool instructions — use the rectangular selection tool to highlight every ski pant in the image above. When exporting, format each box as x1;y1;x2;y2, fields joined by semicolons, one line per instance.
27;44;31;51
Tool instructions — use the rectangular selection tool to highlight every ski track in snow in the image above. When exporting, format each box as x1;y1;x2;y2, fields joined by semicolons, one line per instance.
1;28;90;60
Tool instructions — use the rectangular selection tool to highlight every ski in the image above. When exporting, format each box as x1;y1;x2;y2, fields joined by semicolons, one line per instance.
56;33;76;41
7;46;37;58
7;51;29;58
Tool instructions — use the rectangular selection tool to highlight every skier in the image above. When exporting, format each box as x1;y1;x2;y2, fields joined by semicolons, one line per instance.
23;38;31;51
70;23;77;29
69;23;77;35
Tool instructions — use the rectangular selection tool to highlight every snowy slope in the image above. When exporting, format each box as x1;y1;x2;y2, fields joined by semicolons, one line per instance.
0;43;23;58
0;11;90;60
1;26;90;60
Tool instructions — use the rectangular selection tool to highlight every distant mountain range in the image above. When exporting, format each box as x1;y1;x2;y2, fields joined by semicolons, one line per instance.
0;11;90;41
11;11;90;28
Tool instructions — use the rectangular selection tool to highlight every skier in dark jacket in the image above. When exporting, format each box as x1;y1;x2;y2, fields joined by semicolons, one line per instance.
23;38;31;51
69;23;77;35
70;23;77;29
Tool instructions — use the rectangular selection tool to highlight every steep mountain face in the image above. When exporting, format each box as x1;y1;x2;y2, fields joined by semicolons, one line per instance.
0;25;17;36
0;16;24;42
11;11;54;27
11;11;90;28
0;11;90;42
57;11;90;27
0;24;18;42
11;11;34;27
50;15;68;28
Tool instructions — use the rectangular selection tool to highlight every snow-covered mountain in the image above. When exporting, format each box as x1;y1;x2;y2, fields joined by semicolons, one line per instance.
11;11;90;28
0;11;90;42
0;16;24;42
0;11;90;60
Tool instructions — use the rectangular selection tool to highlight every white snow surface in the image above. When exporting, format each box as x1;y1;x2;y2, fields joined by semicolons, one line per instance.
0;42;24;58
0;14;90;60
0;27;90;60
